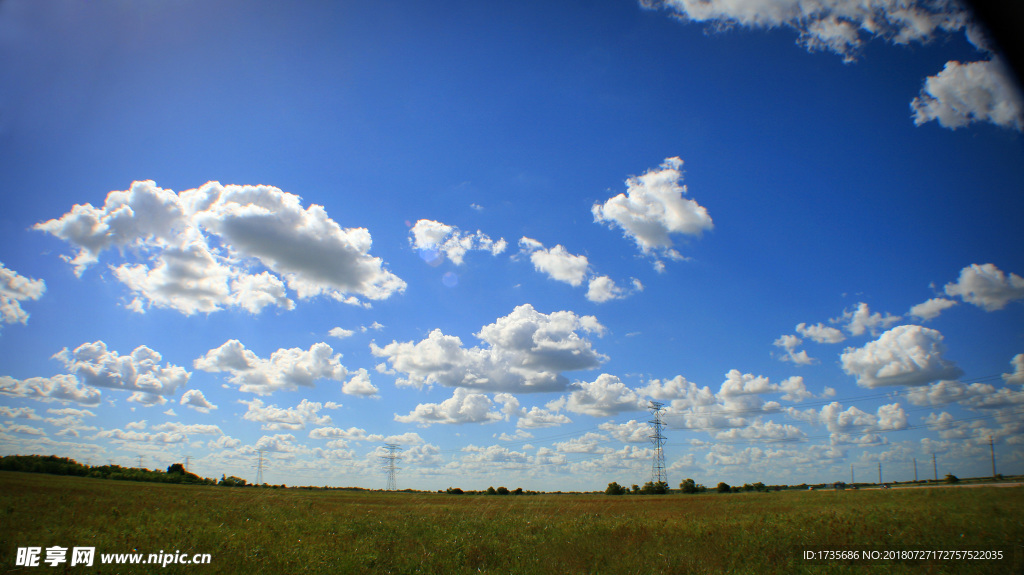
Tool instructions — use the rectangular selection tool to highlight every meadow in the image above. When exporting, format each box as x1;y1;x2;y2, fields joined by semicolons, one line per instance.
1;471;1021;574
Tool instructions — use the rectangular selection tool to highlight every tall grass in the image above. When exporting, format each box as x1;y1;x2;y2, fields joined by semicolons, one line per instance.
1;471;1021;574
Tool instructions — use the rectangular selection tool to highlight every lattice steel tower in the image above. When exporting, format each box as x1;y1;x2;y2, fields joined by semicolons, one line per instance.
380;443;403;491
255;449;267;485
649;401;668;487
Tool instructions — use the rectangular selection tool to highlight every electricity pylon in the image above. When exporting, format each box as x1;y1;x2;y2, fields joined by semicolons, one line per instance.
649;401;667;487
380;443;402;491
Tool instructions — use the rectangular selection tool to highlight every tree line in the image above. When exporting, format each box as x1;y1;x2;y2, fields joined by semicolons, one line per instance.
0;454;249;487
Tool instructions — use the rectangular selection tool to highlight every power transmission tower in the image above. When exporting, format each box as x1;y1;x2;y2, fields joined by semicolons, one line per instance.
913;457;918;482
137;455;144;469
649;401;667;488
878;462;882;485
380;443;402;491
256;450;267;485
989;436;996;479
932;453;938;482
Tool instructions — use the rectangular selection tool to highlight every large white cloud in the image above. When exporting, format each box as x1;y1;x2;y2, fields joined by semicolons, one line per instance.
0;262;45;331
0;374;102;406
592;157;712;267
194;340;349;395
240;398;332;430
557;374;647;417
180;389;218;413
394;387;506;425
53;341;189;405
1005;354;1024;385
943;263;1024;311
372;304;607;392
911;58;1023;131
840;325;962;388
34;180;405;314
409;219;506;265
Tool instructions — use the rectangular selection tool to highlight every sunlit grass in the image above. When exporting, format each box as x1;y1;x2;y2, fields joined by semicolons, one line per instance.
1;471;1021;573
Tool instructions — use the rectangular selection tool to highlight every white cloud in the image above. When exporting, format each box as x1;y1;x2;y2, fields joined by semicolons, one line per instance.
644;0;966;60
943;263;1024;311
795;322;845;344
208;435;242;450
773;334;814;365
52;341;189;406
34;180;405;314
831;302;901;336
840;325;962;388
0;406;40;419
599;419;653;443
908;297;958;321
372;304;606;393
241;398;332;430
562;374;647;417
409;219;506;265
592;157;712;266
586;276;638;303
905;379;995;406
341;368;378;396
912;58;1023;131
1004;354;1024;385
194;340;349;395
516;406;572;428
180;389;217;413
518;239;589;287
713;420;805;442
328;327;355;339
308;426;384;442
0;262;45;331
394;387;505;425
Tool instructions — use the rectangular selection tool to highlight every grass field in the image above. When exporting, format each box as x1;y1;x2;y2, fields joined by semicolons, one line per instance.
1;471;1022;574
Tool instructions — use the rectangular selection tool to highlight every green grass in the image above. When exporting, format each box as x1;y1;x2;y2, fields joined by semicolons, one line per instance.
1;471;1021;574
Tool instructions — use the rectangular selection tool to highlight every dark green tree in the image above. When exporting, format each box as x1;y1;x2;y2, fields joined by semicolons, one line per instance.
680;478;698;494
716;482;731;493
605;481;627;495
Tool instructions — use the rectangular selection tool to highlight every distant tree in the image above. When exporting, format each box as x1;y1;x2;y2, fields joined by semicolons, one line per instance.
605;481;627;495
513;487;523;495
716;482;731;493
219;474;248;487
945;474;959;484
752;482;767;492
446;487;464;494
496;486;510;495
486;486;497;495
631;484;640;494
680;478;698;494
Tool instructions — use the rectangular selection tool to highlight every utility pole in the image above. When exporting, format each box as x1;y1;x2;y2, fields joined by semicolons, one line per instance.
256;450;266;485
932;453;938;482
878;462;882;485
380;443;402;491
990;436;997;479
649;401;668;488
913;458;917;482
850;464;854;485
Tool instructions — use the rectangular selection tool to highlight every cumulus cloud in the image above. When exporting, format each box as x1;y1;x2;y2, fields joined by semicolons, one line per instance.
912;58;1023;131
0;374;102;406
905;379;994;406
0;262;45;331
372;304;606;393
53;341;189;406
840;325;962;388
180;389;217;413
517;405;572;428
943;263;1024;311
518;238;589;287
559;374;647;417
409;219;506;265
592;157;712;267
194;340;349;395
599;419;654;443
341;368;378;396
395;387;505;425
34;180;405;314
831;302;901;336
1004;354;1024;385
773;334;814;365
795;322;845;344
908;297;958;321
241;398;332;430
517;238;641;303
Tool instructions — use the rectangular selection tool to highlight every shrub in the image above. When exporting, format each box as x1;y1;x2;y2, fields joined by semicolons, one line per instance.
945;474;959;484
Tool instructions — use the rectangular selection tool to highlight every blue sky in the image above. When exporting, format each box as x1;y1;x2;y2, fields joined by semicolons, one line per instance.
1;0;1023;491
